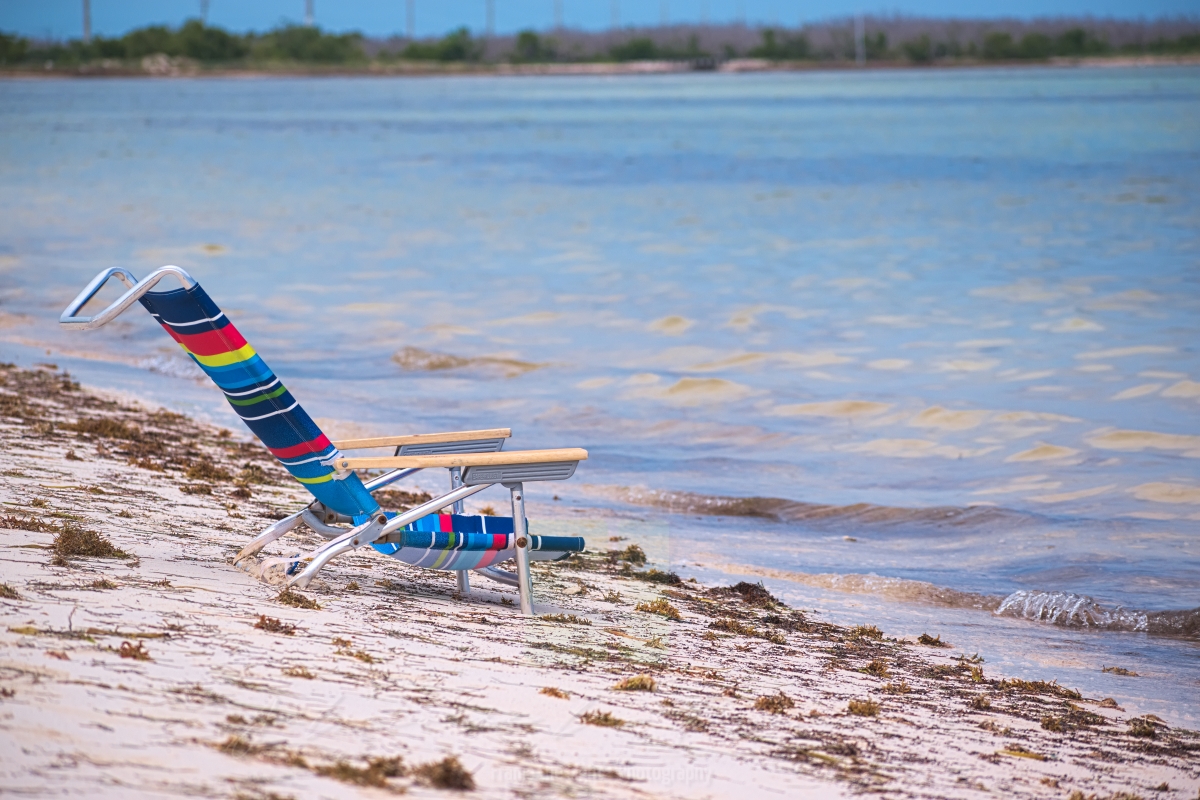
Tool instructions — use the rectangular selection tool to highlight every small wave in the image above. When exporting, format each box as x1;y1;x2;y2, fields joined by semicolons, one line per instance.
137;354;206;381
701;561;1002;611
996;590;1200;636
703;561;1199;639
612;486;1027;529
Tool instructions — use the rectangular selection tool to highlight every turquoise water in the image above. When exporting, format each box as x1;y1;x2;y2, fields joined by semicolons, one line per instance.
1;68;1198;720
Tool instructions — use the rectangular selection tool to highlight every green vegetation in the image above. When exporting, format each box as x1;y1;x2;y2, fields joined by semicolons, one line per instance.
609;37;658;61
395;26;480;62
1;19;1197;72
4;20;365;68
609;34;708;61
750;29;811;59
511;29;556;62
1;31;28;63
747;24;1197;64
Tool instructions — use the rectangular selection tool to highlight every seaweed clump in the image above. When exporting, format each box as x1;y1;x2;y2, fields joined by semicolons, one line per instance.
1129;716;1162;738
412;755;475;790
580;710;624;727
276;589;320;610
52;523;130;565
754;692;795;714
636;597;682;620
316;756;406;788
118;641;151;661
997;678;1081;700
540;613;591;626
847;698;880;717
631;568;681;585
1;514;57;533
63;417;141;440
185;459;232;482
613;674;657;692
849;624;883;640
711;581;778;608
863;658;891;678
254;615;296;635
608;543;646;565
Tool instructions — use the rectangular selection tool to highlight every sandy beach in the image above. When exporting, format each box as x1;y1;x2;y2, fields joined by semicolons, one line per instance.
1;363;1196;799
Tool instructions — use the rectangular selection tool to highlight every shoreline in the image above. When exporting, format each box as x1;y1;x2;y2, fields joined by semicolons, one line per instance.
2;363;1197;797
2;53;1198;80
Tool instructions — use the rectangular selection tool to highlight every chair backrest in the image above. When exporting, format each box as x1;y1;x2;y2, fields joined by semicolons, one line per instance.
138;282;380;519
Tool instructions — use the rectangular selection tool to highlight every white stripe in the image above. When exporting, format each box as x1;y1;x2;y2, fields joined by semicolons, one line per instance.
223;378;281;398
277;449;341;467
153;311;228;328
236;400;299;421
277;452;334;467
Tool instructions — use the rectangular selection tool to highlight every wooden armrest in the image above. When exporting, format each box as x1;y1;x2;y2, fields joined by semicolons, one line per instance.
333;447;587;471
332;428;511;450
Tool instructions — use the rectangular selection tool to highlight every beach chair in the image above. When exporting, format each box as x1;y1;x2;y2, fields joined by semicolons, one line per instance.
59;266;586;614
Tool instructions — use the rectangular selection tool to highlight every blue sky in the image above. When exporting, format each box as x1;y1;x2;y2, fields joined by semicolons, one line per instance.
2;0;1195;41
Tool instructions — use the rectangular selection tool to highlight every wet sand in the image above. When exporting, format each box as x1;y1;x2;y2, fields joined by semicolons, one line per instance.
1;364;1196;798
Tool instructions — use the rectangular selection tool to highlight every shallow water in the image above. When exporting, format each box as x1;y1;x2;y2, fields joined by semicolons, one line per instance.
1;68;1198;720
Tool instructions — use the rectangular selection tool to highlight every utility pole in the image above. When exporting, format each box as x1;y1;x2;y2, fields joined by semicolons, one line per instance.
611;0;619;29
736;0;745;26
305;0;314;27
854;13;865;65
486;0;494;36
660;0;668;27
406;0;414;39
200;0;210;23
82;0;91;42
553;0;563;30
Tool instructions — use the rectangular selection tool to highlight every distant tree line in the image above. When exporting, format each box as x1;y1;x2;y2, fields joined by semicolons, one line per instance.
2;17;1198;69
0;21;364;66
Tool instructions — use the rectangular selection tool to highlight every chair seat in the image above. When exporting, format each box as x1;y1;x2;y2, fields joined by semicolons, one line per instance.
372;533;583;571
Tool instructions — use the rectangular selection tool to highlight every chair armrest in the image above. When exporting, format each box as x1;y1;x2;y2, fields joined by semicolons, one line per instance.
331;428;511;450
332;447;587;471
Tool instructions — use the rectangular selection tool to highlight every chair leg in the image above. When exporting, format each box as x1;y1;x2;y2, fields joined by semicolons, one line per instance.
449;466;470;596
234;508;306;565
507;481;534;615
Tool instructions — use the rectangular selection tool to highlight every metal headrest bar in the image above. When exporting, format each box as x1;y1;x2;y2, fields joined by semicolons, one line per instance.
60;265;198;331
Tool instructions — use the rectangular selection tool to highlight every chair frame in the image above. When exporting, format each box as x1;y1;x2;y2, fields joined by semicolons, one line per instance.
61;265;586;615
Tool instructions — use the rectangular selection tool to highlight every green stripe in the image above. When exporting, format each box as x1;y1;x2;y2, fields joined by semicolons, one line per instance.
296;473;334;485
226;384;288;406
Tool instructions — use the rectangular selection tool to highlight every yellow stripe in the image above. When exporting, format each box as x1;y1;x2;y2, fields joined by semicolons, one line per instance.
180;342;258;368
296;473;334;485
430;530;455;569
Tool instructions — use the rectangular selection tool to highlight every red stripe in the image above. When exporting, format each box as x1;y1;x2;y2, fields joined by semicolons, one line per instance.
169;325;248;357
159;322;184;344
268;434;333;460
439;514;453;533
